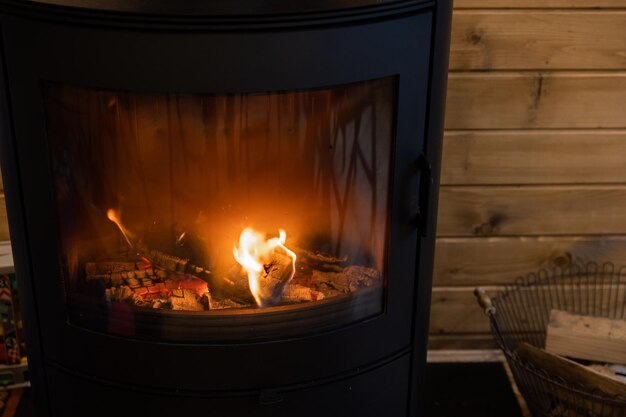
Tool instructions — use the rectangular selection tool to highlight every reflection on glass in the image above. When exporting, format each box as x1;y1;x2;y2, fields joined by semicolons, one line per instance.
44;77;395;340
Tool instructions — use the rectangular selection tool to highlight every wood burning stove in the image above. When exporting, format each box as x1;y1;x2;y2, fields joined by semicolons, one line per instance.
0;0;451;416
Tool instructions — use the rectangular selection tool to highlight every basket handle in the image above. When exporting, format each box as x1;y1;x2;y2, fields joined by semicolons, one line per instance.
474;287;496;315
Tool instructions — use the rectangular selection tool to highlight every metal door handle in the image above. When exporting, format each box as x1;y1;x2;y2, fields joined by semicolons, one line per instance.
415;153;432;237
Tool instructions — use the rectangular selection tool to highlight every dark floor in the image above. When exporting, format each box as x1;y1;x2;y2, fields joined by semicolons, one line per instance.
425;362;523;417
13;362;522;417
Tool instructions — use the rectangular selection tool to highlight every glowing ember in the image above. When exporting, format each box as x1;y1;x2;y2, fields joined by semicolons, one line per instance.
233;227;297;307
106;208;134;248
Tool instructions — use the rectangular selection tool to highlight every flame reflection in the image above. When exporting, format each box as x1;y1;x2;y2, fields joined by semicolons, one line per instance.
106;209;134;248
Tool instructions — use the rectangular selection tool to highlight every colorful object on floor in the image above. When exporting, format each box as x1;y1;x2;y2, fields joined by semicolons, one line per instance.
0;388;24;417
0;276;21;366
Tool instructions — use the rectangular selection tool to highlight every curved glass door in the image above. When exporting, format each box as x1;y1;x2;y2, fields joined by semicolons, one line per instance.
43;77;396;341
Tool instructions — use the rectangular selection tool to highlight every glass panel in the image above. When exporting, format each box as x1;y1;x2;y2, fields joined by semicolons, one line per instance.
44;77;396;341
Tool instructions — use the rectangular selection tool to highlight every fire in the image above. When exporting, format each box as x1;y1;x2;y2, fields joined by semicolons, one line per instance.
106;209;134;248
233;228;296;307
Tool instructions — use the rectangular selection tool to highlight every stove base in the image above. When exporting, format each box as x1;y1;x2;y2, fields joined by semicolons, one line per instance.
44;353;412;417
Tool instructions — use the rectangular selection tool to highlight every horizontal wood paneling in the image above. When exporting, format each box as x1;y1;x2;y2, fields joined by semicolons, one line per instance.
438;185;626;237
430;282;625;335
433;2;626;349
454;0;626;8
441;130;626;185
445;72;626;129
450;12;626;70
430;287;495;334
434;236;626;286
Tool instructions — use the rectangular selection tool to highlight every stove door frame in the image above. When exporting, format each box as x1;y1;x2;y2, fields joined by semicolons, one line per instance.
0;2;437;395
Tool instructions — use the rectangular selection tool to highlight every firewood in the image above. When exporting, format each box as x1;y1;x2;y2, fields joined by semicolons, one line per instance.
310;270;349;296
170;288;205;311
105;286;134;304
207;296;248;310
516;343;626;402
165;275;208;297
295;248;347;274
309;265;381;297
254;249;295;307
125;277;141;289
134;241;212;282
86;261;136;275
344;265;381;290
281;284;325;303
545;309;626;365
212;267;256;305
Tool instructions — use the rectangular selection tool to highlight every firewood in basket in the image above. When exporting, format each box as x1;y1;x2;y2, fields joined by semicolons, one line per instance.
545;309;626;365
516;342;626;405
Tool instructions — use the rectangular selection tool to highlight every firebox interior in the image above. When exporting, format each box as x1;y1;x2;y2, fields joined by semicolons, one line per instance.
44;77;395;341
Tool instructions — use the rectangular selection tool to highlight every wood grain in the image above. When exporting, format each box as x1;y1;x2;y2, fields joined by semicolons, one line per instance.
429;286;496;334
546;309;626;364
451;12;626;70
445;72;626;129
435;236;626;286
454;0;626;8
438;185;626;237
441;130;626;185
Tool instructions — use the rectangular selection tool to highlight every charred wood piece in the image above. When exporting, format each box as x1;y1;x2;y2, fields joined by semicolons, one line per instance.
281;284;325;303
254;247;295;307
309;265;381;297
170;288;205;311
295;249;347;274
133;241;212;282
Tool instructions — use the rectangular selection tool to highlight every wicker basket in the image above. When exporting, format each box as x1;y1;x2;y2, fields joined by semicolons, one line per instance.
475;262;626;417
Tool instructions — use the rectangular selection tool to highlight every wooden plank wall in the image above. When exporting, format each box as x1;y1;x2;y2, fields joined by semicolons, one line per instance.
430;0;626;349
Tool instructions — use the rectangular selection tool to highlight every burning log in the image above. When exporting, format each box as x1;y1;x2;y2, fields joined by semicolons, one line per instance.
254;249;296;307
233;228;296;307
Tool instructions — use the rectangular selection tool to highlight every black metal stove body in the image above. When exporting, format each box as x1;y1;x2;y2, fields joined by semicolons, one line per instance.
0;1;451;416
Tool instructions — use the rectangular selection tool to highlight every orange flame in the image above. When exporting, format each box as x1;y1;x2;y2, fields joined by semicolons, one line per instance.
106;208;134;248
233;227;296;307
